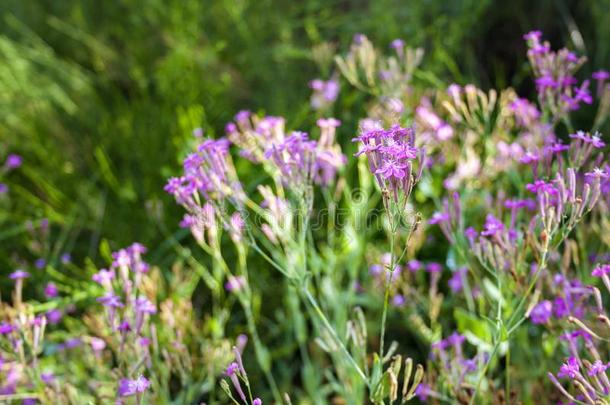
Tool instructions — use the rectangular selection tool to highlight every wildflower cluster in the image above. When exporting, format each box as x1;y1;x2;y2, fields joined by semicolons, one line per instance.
2;25;610;405
353;124;424;204
524;30;590;119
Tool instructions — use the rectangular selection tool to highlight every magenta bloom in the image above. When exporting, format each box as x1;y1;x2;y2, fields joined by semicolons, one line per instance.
92;269;115;285
593;70;610;81
225;276;246;292
530;300;552;324
448;268;467;293
588;360;608;376
390;38;405;50
44;282;59;298
0;322;15;335
225;362;240;376
407;259;422;272
40;372;55;385
557;357;580;379
46;309;63;324
97;293;123;308
392;294;406;307
426;262;442;273
592;264;610;277
91;337;106;352
429;211;450;225
415;383;430;401
447;332;466;347
464;227;478;242
4;154;22;169
353;124;424;203
480;214;504;237
135;297;157;314
118;375;150;397
9;270;29;280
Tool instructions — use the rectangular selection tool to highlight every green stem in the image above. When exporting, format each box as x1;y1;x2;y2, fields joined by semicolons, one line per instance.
243;299;283;404
506;249;548;331
303;288;369;386
379;210;398;359
505;340;510;403
469;340;500;405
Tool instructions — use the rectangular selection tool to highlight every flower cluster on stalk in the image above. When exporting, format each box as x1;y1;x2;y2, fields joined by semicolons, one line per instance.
92;243;155;401
353;124;424;205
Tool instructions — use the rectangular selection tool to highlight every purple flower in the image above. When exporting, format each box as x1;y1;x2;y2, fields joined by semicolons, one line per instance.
97;293;123;308
118;375;150;397
253;399;262;405
117;321;131;332
520;151;540;165
92;269;115;285
510;98;540;127
91;337;106;352
60;253;72;264
480;214;504;237
530;300;553;324
526;180;558;195
573;80;592;105
63;338;81;349
225;276;246;292
523;30;542;42
448;268;467;293
40;372;55;385
225;362;240;376
557;357;580;379
309;79;339;109
461;358;478;373
4;154;22;169
553;297;569;319
9;270;29;280
569;131;606;148
593;70;610;81
35;258;46;269
376;160;407;179
353;125;424;203
0;183;7;194
588;360;608;376
392;294;406;307
390;39;405;50
426;262;442;273
415;383;430;401
46;309;62;325
407;260;422;272
536;75;558;91
135;297;156;314
0;322;15;335
464;227;478;241
447;332;465;347
592;263;610;277
369;264;383;276
429;211;450;225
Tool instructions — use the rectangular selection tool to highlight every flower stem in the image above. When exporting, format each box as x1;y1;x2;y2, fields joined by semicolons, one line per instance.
379;211;398;359
469;340;500;405
302;288;369;386
243;303;283;404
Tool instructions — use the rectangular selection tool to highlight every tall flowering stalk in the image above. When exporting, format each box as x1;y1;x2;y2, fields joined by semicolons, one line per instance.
353;123;424;397
166;113;358;402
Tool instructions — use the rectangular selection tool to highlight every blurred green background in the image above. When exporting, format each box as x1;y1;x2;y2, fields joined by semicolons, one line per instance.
1;0;609;268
